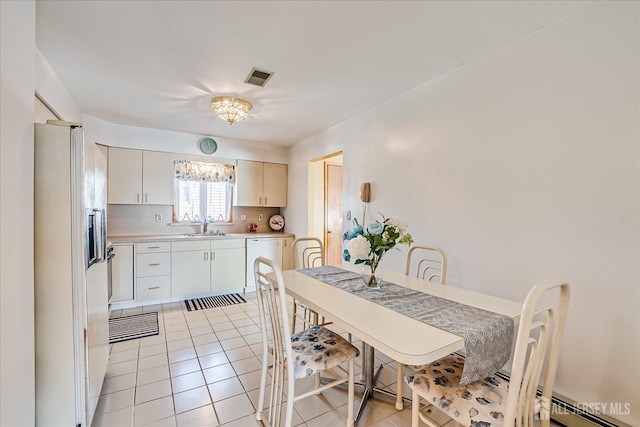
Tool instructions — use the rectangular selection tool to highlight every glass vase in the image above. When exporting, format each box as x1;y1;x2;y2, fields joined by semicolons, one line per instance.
361;265;384;289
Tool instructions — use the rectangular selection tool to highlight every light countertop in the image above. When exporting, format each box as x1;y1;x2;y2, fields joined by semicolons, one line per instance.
108;232;295;244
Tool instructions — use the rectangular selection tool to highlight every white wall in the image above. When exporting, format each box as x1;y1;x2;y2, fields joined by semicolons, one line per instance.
285;2;639;424
36;48;82;123
0;1;36;425
83;115;288;163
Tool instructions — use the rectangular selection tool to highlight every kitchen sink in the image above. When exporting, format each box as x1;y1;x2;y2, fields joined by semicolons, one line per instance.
183;232;228;238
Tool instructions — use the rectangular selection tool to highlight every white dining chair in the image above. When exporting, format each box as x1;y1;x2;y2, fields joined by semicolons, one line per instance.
290;237;325;334
405;279;571;427
396;245;448;410
254;257;359;427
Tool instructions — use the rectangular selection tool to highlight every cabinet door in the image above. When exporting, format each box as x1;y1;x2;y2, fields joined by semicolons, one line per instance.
142;151;174;205
211;247;246;292
112;245;134;302
171;250;211;297
235;160;263;206
263;163;287;207
108;148;143;204
281;237;294;271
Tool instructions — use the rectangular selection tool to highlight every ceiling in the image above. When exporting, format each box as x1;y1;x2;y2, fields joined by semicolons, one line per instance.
36;1;594;146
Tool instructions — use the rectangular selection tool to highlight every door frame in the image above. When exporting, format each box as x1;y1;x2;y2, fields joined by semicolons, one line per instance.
307;151;343;263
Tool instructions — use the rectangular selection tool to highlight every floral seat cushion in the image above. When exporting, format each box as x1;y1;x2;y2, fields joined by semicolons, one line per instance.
405;355;510;427
290;326;360;379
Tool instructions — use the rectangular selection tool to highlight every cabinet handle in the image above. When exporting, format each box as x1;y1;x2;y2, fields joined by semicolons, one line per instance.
148;246;160;249
204;252;208;261
211;251;215;260
136;193;140;202
145;193;148;203
264;197;267;205
148;286;160;290
148;263;160;266
259;197;262;205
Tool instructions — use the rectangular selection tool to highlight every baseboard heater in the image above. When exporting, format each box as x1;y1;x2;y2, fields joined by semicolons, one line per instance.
492;371;629;427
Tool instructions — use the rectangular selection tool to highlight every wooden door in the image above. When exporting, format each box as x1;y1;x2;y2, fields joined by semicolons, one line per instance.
325;163;343;265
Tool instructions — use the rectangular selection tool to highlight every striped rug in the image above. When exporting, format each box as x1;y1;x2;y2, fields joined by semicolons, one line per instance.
109;312;159;344
184;293;246;311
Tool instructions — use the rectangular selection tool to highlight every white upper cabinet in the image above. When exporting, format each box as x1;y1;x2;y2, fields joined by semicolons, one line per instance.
263;163;288;207
235;160;287;207
108;148;142;204
235;160;263;206
142;151;174;204
108;148;174;205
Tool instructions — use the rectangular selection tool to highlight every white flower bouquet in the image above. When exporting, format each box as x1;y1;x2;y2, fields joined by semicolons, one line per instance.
343;214;413;286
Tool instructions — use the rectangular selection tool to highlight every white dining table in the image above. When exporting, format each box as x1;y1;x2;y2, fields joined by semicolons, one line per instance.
280;263;523;423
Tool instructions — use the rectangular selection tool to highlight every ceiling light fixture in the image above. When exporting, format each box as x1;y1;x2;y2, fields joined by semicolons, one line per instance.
210;96;252;125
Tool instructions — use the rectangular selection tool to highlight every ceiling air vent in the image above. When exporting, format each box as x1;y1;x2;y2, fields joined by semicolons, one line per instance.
244;67;274;87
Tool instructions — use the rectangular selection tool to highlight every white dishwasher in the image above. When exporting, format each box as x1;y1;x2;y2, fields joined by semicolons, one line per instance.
246;238;283;288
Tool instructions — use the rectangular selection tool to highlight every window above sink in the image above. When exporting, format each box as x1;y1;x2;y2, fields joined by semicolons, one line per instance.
173;160;235;224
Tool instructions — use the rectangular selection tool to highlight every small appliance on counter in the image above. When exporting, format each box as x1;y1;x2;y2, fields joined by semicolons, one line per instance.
248;223;258;233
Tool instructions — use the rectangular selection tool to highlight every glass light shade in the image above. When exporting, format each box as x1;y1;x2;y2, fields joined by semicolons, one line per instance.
210;96;252;125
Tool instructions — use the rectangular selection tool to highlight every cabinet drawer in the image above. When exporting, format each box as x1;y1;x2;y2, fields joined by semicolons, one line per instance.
136;276;171;301
211;239;245;250
137;252;170;277
136;242;170;254
172;240;210;252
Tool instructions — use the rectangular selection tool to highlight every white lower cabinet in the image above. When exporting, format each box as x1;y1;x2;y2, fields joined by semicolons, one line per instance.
136;243;171;302
171;243;211;297
171;239;246;298
282;237;294;270
111;244;134;302
211;244;245;292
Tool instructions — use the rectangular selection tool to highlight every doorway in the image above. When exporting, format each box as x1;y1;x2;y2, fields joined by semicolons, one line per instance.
308;152;343;265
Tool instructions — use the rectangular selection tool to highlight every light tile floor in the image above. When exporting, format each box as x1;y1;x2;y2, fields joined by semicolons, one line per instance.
96;294;564;427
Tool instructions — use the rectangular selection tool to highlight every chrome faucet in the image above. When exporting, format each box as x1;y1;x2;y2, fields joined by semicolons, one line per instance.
203;218;210;234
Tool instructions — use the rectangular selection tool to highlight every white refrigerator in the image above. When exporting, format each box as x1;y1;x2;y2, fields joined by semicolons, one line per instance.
34;121;110;426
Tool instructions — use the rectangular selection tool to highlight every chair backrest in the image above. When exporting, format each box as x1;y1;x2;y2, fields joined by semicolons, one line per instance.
292;237;324;269
504;280;571;427
254;257;295;426
404;245;448;284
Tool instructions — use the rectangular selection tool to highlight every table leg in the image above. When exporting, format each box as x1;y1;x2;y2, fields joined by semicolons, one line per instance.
320;342;411;425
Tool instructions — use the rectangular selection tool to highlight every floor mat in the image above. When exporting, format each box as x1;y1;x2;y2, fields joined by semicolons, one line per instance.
184;293;246;311
109;312;159;343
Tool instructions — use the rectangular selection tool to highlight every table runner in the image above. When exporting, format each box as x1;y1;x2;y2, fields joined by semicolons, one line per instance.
297;265;514;385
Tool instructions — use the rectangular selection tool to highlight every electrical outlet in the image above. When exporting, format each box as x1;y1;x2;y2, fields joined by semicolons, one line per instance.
258;213;264;221
240;214;246;222
346;210;351;220
155;214;162;222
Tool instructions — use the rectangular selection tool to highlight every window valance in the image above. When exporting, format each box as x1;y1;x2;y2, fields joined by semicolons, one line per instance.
174;160;235;184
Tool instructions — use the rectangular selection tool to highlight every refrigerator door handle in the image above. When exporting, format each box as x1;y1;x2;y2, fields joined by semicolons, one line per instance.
94;208;107;262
